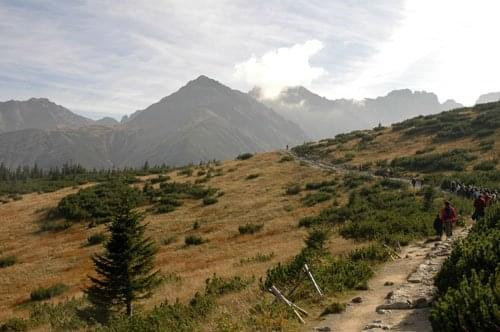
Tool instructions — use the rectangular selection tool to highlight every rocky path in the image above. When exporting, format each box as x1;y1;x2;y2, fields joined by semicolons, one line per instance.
312;227;469;332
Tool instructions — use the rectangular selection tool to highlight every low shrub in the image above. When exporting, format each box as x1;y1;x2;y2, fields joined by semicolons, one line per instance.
238;223;264;235
237;252;275;266
305;179;336;190
285;183;301;195
156;204;176;214
0;318;28;332
202;196;218;205
185;235;204;246
162;235;177;246
204;274;252;296
86;233;107;246
246;173;260;180
236;153;253;160
30;283;69;301
320;302;346;316
0;255;17;268
473;160;497;171
430;270;500;332
301;192;331;206
348;244;390;262
279;155;294;162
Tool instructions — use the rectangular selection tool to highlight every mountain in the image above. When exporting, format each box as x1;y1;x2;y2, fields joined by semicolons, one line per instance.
251;87;463;140
476;92;500;104
0;76;307;168
0;98;93;133
95;117;120;127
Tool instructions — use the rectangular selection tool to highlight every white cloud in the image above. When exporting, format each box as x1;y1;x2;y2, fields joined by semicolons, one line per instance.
234;40;327;99
316;0;500;105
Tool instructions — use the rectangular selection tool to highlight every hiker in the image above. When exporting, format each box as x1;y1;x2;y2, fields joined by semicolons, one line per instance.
411;177;417;188
472;194;487;221
286;144;289;151
439;201;458;237
433;213;443;239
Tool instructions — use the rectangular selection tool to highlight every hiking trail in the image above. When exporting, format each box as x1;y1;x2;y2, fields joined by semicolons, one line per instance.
288;152;470;331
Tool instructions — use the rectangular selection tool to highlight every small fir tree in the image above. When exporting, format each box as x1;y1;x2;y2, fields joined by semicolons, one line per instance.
85;206;159;317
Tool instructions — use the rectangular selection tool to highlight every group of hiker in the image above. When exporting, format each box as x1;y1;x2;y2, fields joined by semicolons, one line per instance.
448;180;498;202
433;182;497;239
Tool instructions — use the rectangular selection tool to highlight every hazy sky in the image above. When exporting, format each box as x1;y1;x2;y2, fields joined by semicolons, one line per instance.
1;0;499;119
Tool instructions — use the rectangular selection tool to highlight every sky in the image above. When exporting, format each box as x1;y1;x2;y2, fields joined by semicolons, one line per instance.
0;0;499;119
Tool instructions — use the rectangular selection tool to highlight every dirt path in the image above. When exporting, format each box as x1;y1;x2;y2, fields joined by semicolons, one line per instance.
310;227;468;331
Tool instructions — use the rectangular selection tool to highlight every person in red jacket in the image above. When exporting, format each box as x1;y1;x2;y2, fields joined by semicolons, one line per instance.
440;201;458;237
472;195;487;221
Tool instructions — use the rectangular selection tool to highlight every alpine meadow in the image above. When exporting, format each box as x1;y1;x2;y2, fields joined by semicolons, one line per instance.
1;1;500;331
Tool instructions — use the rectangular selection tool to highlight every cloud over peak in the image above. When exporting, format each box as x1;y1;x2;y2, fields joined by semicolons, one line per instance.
234;40;326;99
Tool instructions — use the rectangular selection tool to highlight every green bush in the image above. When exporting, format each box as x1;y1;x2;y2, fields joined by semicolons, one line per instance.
57;180;145;225
156;204;176;214
236;153;253;160
30;283;69;301
320;302;346;316
246;173;260;180
86;233;107;246
185;235;204;246
431;204;500;331
305;180;337;190
348;244;390;262
0;255;17;268
285;183;301;195
0;318;28;332
390;149;475;172
204;274;252;296
279;155;294;163
202;196;218;205
162;235;177;246
430;270;500;332
301;192;331;206
473;160;497;171
238;223;263;235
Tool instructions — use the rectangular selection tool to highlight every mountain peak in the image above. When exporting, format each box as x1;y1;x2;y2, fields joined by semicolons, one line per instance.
186;75;222;88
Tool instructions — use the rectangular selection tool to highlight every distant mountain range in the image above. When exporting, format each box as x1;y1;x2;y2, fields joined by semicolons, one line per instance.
476;92;500;104
0;76;306;168
0;75;496;168
250;87;464;139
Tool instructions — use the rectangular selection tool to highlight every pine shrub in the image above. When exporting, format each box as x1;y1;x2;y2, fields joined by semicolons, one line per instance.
238;223;263;235
0;255;17;268
30;283;69;301
185;235;204;246
236;153;253;160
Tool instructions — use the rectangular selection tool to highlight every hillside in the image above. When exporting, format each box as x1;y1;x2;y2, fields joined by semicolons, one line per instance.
292;101;500;190
251;86;463;140
0;98;93;134
0;104;498;331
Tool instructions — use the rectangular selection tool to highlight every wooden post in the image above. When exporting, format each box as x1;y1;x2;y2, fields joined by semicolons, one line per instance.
269;285;308;324
303;264;323;296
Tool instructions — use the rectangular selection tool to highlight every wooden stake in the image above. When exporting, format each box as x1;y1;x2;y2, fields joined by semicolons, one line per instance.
303;264;323;296
269;285;309;323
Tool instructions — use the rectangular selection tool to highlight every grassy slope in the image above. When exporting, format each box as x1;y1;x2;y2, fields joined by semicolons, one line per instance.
0;152;358;325
299;101;500;177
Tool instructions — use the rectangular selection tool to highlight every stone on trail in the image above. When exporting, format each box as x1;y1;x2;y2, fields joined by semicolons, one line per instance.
352;296;363;303
315;327;331;332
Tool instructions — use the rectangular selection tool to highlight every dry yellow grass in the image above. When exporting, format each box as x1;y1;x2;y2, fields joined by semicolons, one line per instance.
0;152;356;324
318;127;500;170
